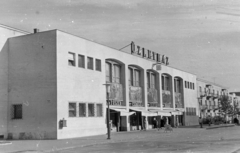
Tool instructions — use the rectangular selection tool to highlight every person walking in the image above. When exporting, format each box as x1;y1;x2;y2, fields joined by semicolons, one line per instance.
199;117;203;128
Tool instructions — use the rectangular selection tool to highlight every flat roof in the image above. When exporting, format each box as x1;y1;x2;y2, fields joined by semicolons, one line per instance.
197;78;228;89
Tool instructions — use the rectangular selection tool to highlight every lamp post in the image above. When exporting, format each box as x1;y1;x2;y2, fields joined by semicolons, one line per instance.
103;83;111;139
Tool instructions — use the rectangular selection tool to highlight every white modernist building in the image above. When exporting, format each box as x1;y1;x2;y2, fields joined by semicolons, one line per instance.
0;26;206;140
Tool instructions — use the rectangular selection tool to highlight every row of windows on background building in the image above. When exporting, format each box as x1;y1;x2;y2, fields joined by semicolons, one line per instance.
185;81;195;90
69;102;103;117
199;99;218;106
68;52;101;71
186;107;196;116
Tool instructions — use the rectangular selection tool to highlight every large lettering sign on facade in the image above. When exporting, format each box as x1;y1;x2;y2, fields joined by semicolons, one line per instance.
175;92;183;108
162;90;172;108
131;42;169;65
129;86;143;107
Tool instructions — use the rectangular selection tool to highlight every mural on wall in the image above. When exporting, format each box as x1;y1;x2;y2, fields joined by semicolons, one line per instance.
108;83;123;101
147;88;158;102
175;92;183;108
129;86;142;103
162;90;172;108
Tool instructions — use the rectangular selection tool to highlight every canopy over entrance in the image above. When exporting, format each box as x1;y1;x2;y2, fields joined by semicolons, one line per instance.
130;108;157;116
110;108;135;116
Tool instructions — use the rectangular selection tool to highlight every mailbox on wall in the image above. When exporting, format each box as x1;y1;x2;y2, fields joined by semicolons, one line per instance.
59;118;67;129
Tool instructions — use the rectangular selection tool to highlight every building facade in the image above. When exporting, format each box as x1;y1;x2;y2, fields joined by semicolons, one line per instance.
0;26;231;140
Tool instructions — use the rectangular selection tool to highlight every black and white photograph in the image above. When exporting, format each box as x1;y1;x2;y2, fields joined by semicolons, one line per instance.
1;0;240;153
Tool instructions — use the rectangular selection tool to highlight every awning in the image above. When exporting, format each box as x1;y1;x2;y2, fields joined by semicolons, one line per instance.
110;108;135;116
130;108;157;116
149;109;172;116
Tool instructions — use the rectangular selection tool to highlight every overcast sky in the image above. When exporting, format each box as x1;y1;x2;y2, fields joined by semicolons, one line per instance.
1;0;240;91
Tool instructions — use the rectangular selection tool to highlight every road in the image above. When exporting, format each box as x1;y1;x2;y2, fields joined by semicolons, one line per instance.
53;126;240;153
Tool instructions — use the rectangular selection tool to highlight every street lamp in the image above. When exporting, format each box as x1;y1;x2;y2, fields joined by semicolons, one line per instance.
103;83;111;140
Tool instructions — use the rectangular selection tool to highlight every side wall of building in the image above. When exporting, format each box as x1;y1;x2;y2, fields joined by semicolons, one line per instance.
0;26;27;139
8;31;57;139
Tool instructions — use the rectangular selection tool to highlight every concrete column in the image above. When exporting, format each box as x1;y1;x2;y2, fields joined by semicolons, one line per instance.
172;77;175;109
141;69;147;109
123;64;130;131
159;72;163;110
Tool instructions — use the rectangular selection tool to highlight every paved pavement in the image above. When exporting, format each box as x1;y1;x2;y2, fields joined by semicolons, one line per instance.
0;124;239;153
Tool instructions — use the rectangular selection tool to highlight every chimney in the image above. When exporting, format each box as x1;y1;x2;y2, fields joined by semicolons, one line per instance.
33;28;39;33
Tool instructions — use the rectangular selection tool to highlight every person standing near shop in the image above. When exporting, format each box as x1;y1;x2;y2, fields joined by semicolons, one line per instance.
199;117;203;128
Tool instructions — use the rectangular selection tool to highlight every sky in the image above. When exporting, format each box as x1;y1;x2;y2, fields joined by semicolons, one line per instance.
1;0;240;91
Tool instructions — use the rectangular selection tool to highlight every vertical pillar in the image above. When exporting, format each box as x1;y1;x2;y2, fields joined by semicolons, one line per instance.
123;64;130;131
172;77;175;109
159;72;163;110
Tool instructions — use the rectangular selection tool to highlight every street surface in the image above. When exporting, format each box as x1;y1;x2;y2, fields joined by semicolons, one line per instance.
52;126;240;153
1;125;240;153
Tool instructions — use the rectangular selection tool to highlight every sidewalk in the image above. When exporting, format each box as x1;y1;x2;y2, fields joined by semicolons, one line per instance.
0;124;236;153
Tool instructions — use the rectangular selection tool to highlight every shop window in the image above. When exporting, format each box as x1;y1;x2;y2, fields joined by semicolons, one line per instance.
79;103;86;117
128;67;140;87
106;61;121;84
12;104;22;119
68;52;75;66
95;59;101;72
106;62;111;82
87;57;93;70
88;103;95;117
69;103;76;117
174;78;181;93
129;68;134;86
78;54;85;68
96;104;103;117
135;70;140;86
162;75;170;91
113;65;121;83
147;72;150;88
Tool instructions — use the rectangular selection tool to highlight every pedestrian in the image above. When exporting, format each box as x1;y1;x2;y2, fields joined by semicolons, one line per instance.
153;118;157;129
208;116;211;126
199;117;203;128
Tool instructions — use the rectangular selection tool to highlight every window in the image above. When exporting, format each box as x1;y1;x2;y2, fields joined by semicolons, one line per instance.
190;83;192;89
151;73;156;88
12;104;22;119
87;57;93;70
187;82;189;88
95;59;101;71
69;103;76;117
68;52;75;66
135;70;140;86
96;104;103;117
162;76;164;90
113;65;121;83
147;72;150;88
185;81;187;88
129;67;140;87
165;76;170;90
79;103;86;117
106;63;111;82
129;68;133;86
78;54;85;68
174;79;181;93
193;83;195;90
88;103;95;117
